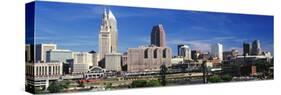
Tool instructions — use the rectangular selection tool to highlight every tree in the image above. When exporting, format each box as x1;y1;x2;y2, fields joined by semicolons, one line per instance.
34;87;44;94
105;82;112;89
208;75;222;83
221;74;232;82
47;81;63;93
147;80;161;87
78;82;85;87
160;64;168;86
131;80;161;88
61;80;71;89
131;80;147;88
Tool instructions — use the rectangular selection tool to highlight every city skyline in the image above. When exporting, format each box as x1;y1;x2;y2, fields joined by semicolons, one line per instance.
29;1;273;55
25;1;274;94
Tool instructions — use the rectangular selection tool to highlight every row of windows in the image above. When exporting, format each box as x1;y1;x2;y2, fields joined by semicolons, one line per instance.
32;65;61;76
144;49;168;59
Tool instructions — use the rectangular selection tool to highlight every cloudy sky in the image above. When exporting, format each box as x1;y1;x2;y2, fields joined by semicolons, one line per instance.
30;1;274;55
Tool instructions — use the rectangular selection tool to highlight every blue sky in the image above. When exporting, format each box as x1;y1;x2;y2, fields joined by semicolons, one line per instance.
32;1;274;55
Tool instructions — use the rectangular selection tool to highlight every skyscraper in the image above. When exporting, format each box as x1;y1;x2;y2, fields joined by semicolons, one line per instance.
191;50;200;60
211;43;223;60
252;40;262;55
99;9;118;61
179;45;192;60
151;24;166;47
177;44;185;56
35;43;57;62
243;42;251;56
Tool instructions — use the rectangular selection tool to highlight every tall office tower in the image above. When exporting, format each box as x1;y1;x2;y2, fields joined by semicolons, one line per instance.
35;43;57;62
99;9;118;61
177;44;185;56
151;24;166;47
252;40;262;55
179;45;192;60
191;50;201;60
26;44;33;62
211;43;223;60
243;42;251;56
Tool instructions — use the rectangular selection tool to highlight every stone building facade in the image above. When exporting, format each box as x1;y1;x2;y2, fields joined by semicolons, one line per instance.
127;46;172;72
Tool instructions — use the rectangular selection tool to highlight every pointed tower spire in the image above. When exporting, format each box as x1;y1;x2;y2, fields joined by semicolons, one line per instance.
103;7;107;18
108;9;116;21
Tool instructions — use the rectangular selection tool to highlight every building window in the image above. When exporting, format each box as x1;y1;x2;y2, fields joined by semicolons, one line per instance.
45;67;47;75
57;66;59;74
144;49;148;58
49;67;51;75
163;49;167;58
39;66;41;75
154;49;158;58
36;67;38;76
53;66;55;75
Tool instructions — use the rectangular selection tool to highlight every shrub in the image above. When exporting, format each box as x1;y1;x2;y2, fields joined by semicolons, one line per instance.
209;75;222;83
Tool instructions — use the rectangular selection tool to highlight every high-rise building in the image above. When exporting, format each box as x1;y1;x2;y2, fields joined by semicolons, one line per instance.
99;9;118;62
211;43;223;60
179;45;192;60
243;42;251;56
252;40;262;55
177;44;185;56
46;49;73;63
151;24;166;47
223;49;239;60
25;44;34;62
36;44;57;62
127;46;172;72
191;50;200;60
105;53;122;71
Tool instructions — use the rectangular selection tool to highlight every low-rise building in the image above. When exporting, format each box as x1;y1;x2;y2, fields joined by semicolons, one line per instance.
171;57;184;64
26;62;62;90
84;66;106;79
68;59;89;74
